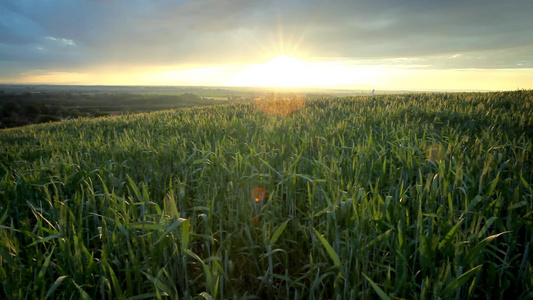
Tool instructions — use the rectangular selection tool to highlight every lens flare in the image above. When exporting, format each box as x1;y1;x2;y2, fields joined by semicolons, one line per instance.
252;187;267;202
255;93;304;116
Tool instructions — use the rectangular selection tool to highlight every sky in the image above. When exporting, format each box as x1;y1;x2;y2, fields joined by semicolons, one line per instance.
0;0;532;91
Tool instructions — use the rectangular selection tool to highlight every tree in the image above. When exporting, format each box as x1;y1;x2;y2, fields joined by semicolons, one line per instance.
35;115;60;124
25;103;41;118
1;101;22;118
69;108;82;118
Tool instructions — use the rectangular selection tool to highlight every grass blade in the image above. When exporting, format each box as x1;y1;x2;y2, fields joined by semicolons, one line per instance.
464;232;510;264
45;275;68;299
441;265;483;297
438;219;463;249
362;272;391;300
269;219;290;246
153;218;187;245
312;227;340;268
35;247;55;292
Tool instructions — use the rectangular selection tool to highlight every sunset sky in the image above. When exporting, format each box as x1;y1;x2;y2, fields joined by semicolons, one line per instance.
1;0;532;91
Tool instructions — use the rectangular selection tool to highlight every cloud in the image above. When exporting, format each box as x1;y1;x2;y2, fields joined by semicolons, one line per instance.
0;0;532;82
46;36;76;46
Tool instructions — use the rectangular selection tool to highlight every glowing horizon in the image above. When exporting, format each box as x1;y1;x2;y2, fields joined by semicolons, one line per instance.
5;59;532;92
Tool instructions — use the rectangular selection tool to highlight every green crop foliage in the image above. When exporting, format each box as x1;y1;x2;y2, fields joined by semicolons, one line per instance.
1;90;532;299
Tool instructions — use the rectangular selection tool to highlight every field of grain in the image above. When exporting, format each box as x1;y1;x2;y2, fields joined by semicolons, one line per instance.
1;91;532;299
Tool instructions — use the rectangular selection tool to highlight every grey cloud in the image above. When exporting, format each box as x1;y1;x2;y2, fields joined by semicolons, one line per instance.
295;1;533;61
0;0;532;77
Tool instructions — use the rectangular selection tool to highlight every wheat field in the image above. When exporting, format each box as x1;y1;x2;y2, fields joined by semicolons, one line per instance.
1;91;532;299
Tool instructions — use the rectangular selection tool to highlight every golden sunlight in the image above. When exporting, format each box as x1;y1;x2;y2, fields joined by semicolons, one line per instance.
227;56;382;88
229;55;312;87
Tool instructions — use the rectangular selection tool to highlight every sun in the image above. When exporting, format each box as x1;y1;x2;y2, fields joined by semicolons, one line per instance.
227;54;385;88
228;55;316;87
267;55;301;67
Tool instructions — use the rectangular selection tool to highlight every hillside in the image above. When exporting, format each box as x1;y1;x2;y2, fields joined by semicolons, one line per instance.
0;91;532;299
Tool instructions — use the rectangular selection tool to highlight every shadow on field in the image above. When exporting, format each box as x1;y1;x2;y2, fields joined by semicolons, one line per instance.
0;136;40;146
398;107;532;136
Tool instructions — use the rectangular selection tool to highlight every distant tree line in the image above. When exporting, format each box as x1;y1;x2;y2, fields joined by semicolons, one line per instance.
0;93;108;129
0;99;83;129
0;92;219;129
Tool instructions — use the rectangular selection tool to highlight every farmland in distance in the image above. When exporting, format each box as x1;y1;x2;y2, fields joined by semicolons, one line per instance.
0;90;532;299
